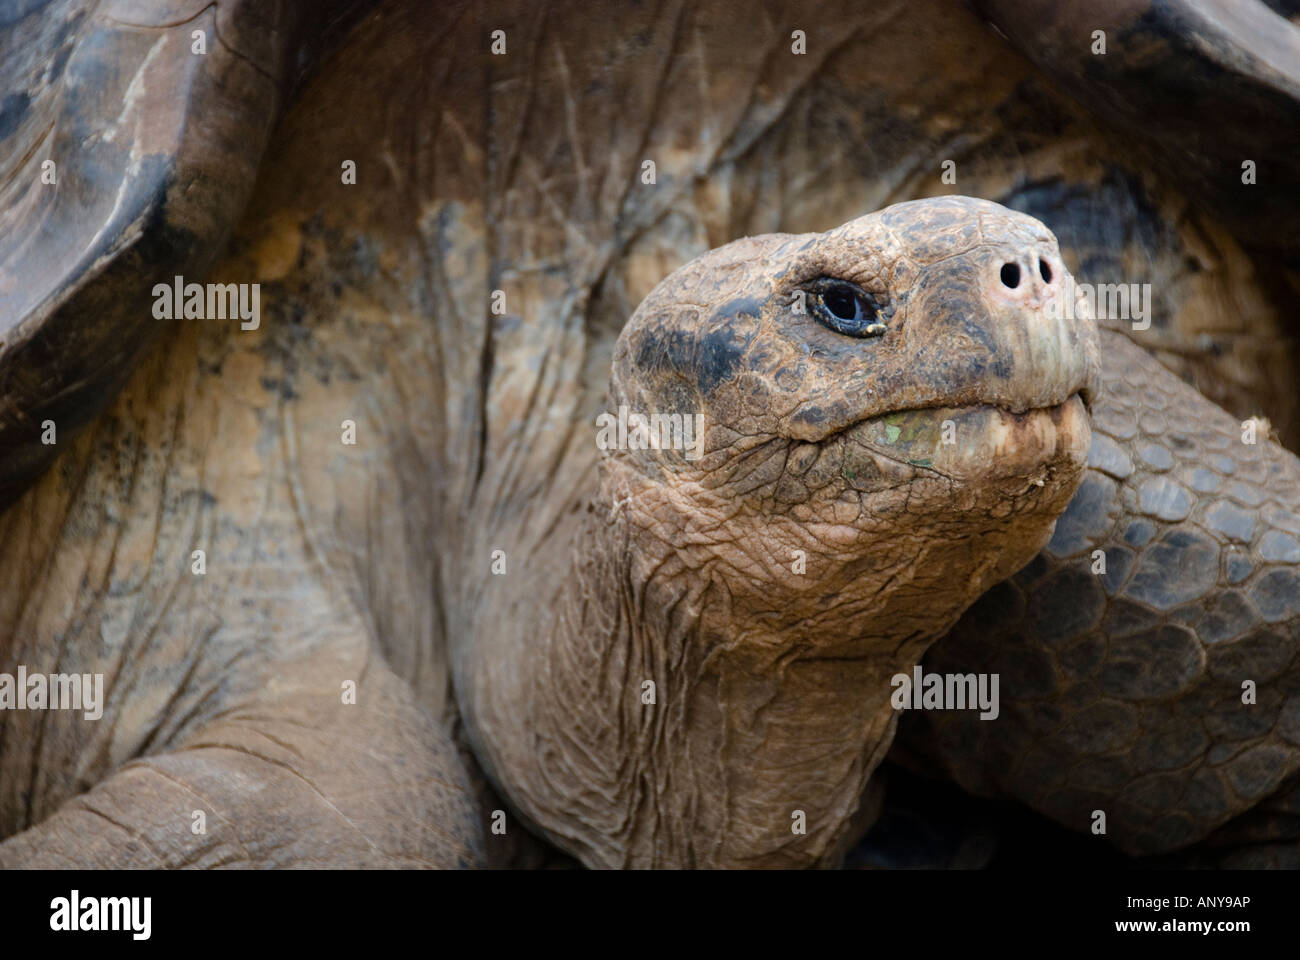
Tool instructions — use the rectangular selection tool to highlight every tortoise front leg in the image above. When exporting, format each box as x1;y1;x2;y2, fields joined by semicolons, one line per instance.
0;320;484;869
901;329;1300;858
0;649;480;869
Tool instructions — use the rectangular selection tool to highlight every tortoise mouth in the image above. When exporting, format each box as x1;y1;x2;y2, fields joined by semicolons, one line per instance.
838;392;1090;482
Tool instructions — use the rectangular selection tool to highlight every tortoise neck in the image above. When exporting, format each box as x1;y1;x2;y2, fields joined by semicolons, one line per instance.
454;461;928;868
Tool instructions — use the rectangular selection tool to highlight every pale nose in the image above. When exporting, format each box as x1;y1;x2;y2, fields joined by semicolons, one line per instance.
991;250;1060;307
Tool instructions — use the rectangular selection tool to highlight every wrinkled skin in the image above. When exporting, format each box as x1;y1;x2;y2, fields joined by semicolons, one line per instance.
2;0;1300;869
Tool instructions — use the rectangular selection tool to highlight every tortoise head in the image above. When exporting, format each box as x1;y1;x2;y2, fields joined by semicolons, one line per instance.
603;195;1101;652
472;199;1105;869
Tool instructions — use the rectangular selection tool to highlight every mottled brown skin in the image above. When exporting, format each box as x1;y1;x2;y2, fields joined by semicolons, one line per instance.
0;0;478;870
0;319;484;868
2;0;1300;869
0;193;1095;867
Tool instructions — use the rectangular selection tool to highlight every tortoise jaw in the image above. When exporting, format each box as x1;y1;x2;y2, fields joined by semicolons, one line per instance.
840;393;1091;485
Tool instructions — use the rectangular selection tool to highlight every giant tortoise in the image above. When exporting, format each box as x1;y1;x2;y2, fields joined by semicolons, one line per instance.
1;0;1299;869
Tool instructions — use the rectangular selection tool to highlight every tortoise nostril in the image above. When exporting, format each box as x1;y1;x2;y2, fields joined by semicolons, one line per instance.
1039;258;1053;283
1000;262;1021;289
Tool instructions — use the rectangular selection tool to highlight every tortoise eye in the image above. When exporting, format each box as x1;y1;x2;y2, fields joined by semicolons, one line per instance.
806;279;886;338
822;287;860;321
